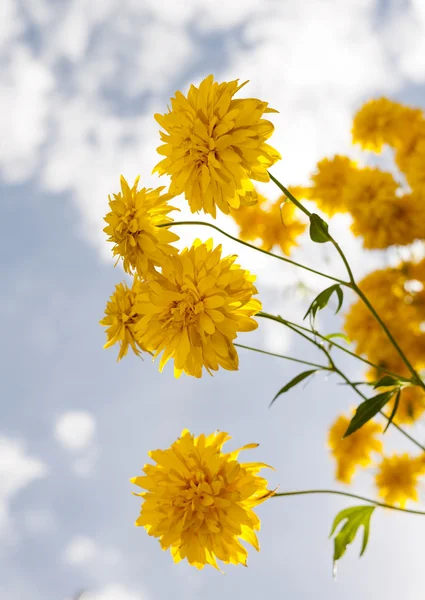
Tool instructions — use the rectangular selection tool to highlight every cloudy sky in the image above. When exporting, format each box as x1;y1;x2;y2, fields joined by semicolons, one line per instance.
2;0;425;598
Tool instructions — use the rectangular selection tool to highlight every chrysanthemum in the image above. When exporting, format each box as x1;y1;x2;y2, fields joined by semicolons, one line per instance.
352;98;423;152
231;191;307;256
348;188;425;249
135;239;261;378
131;429;274;569
103;175;179;277
385;386;425;425
307;155;357;216
100;277;146;361
344;266;425;370
153;74;281;218
328;414;382;484
375;453;425;507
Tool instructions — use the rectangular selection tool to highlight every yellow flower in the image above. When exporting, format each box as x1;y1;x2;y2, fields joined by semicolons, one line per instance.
260;197;306;255
231;191;306;256
230;193;267;244
376;453;425;507
328;414;382;484
350;192;425;250
344;265;425;370
309;155;357;216
153;74;281;218
135;239;261;378
131;429;274;569
352;98;423;152
386;386;425;425
100;277;146;361
103;175;179;277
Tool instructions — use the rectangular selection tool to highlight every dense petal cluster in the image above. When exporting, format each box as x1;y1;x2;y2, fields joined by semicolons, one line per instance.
153;75;281;218
308;155;357;216
385;386;425;425
342;168;425;249
328;414;382;484
352;98;424;152
100;278;147;361
375;453;425;507
344;265;425;372
104;175;179;277
131;430;274;569
231;190;307;256
135;239;262;378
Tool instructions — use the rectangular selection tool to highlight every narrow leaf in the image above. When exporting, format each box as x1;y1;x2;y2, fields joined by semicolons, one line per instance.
343;390;395;437
383;389;401;433
325;332;350;344
270;369;317;407
304;285;344;322
330;505;375;562
309;213;331;243
373;375;400;389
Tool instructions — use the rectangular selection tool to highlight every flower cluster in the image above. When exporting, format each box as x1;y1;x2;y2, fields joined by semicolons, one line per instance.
100;76;278;567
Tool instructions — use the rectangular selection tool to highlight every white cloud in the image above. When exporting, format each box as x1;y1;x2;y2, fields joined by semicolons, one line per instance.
54;411;96;451
24;509;56;534
0;437;47;534
62;536;98;565
80;584;147;600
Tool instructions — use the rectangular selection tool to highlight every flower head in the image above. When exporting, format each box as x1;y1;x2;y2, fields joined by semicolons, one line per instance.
231;191;306;256
131;429;274;569
375;453;425;507
344;265;425;369
100;277;146;361
135;239;261;378
309;155;357;216
352;98;423;152
385;386;425;425
103;175;179;277
328;414;382;484
153;75;281;218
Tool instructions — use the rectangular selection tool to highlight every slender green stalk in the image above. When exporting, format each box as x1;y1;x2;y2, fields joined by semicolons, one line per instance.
257;312;398;376
257;311;425;452
268;171;425;391
272;489;425;516
158;220;347;285
234;343;329;370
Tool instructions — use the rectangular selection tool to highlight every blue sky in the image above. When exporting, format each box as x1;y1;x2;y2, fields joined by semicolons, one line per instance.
2;1;425;599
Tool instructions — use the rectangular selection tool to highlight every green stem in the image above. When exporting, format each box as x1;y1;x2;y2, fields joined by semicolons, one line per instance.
272;489;425;516
352;285;425;391
158;220;347;286
257;312;388;374
258;311;425;452
234;343;329;370
268;172;424;391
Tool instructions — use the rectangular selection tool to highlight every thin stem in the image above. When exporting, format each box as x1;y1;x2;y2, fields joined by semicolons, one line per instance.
272;489;425;516
353;285;425;391
268;173;311;218
258;311;425;452
268;171;425;391
331;359;425;453
234;342;329;370
158;220;347;286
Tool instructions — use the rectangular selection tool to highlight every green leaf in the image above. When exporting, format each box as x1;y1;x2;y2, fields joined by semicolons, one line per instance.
373;375;401;389
343;390;395;437
383;389;401;433
330;505;375;562
270;369;318;407
303;285;344;321
324;332;350;344
309;213;331;243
